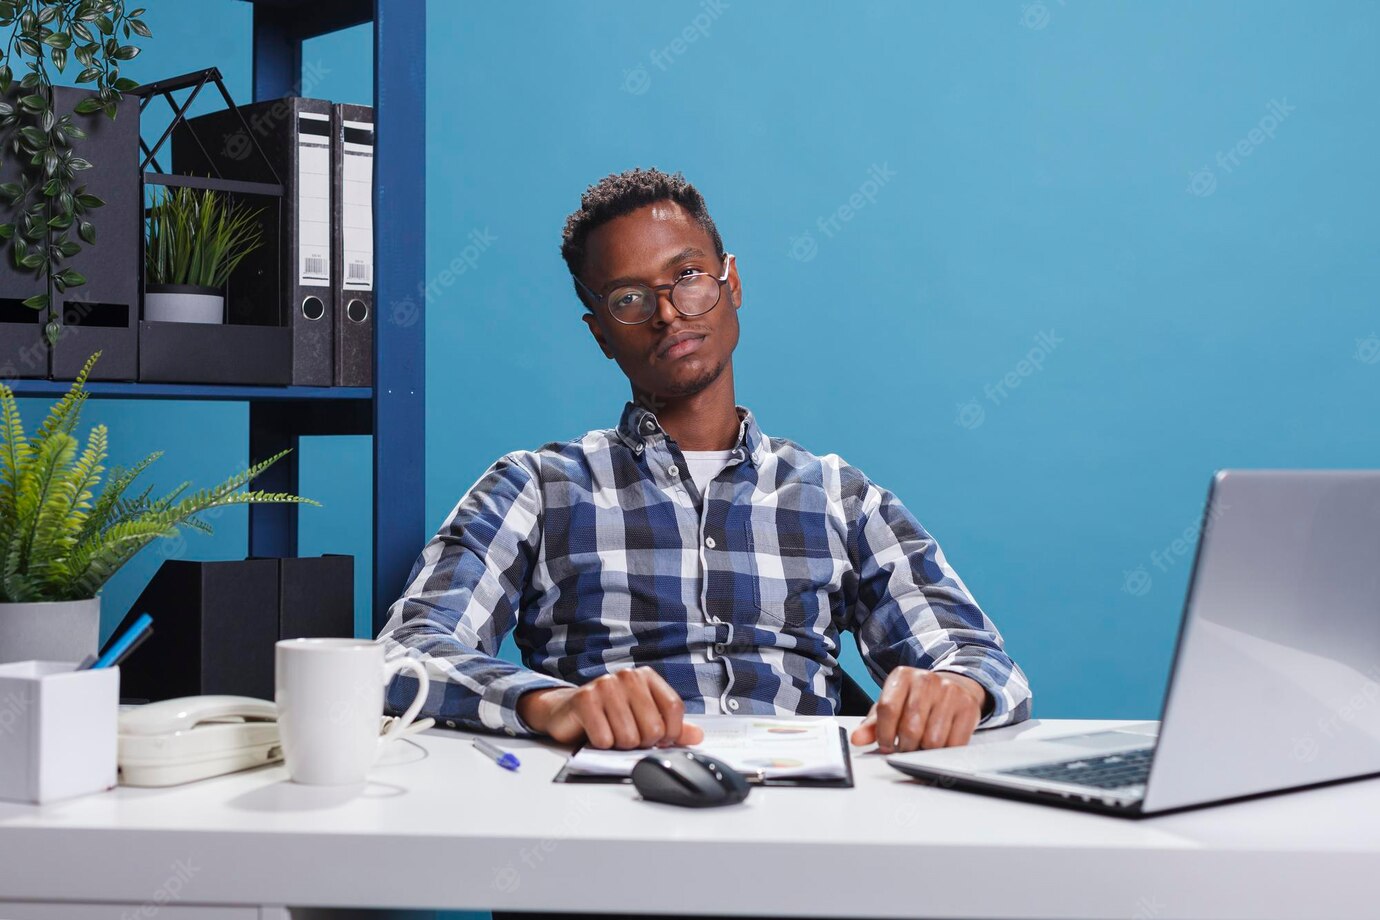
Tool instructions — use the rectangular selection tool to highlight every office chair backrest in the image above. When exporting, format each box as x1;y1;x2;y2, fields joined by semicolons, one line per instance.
838;671;875;717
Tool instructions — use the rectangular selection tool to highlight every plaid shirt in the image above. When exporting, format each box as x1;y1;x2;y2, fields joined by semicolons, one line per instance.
379;402;1032;736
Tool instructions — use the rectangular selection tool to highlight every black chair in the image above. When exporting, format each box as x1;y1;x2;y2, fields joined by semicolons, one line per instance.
839;669;875;716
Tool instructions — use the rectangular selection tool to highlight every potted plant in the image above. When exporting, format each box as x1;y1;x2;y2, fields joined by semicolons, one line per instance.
0;351;315;664
144;185;264;324
0;1;150;344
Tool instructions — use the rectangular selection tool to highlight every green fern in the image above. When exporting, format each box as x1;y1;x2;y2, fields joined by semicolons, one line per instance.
0;352;319;603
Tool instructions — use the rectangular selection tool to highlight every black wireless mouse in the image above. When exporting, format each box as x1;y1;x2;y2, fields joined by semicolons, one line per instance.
631;750;751;808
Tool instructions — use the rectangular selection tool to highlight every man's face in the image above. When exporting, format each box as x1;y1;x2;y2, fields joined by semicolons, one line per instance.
579;201;741;403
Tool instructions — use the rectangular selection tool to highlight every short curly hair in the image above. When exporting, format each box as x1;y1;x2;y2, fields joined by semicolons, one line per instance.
560;168;725;294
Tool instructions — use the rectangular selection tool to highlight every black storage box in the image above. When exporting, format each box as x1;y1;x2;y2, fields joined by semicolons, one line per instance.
276;554;355;639
0;86;140;381
170;98;335;387
137;320;291;385
111;555;355;702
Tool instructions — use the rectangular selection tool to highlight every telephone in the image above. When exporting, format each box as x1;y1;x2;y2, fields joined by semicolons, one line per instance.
117;695;437;787
118;695;282;787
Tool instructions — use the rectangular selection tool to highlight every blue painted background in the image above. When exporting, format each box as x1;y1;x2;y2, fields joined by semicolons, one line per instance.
40;1;1379;734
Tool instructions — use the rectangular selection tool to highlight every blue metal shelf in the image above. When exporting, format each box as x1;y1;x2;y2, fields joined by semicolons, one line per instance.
6;380;372;402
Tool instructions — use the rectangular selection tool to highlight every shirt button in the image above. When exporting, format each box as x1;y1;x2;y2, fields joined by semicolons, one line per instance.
704;536;716;549
668;464;679;477
726;699;740;711
713;643;725;654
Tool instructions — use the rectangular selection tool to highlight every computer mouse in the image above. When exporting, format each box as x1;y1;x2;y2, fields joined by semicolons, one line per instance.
631;750;751;808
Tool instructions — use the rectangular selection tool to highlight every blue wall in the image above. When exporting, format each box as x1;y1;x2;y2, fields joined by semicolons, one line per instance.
42;1;1380;726
421;0;1380;721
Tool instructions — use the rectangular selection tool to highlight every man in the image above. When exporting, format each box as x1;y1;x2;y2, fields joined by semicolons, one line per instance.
379;168;1031;753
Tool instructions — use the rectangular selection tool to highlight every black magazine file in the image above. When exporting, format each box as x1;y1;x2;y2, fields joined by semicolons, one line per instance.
0;86;140;380
110;555;354;703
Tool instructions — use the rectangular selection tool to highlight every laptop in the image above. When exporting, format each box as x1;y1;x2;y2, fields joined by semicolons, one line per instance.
887;470;1380;817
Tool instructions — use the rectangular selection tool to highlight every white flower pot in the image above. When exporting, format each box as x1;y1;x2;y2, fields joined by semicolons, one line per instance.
0;597;102;665
144;284;225;324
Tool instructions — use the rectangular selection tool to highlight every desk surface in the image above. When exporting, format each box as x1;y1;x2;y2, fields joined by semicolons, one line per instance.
0;717;1376;919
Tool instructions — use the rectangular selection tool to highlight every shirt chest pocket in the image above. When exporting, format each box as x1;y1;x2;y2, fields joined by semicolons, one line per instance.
744;521;838;630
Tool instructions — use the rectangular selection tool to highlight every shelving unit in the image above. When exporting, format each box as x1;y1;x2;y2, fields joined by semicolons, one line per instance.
251;0;426;632
22;0;426;636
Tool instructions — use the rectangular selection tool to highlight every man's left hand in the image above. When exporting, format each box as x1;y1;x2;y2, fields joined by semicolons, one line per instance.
849;668;989;752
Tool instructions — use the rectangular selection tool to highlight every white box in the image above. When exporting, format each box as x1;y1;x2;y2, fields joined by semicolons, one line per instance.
0;660;119;804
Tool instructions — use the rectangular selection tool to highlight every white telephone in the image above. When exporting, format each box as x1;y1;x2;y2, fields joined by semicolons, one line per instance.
117;695;437;787
118;695;283;787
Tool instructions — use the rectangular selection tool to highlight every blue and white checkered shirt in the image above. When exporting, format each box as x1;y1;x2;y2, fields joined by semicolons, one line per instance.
379;402;1032;735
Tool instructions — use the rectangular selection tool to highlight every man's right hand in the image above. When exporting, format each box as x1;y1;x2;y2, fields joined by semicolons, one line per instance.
516;666;704;749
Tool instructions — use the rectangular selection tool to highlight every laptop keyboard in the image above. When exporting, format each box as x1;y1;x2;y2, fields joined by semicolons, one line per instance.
999;746;1152;790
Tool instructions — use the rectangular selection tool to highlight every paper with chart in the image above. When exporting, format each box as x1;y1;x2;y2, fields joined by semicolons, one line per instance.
563;715;848;781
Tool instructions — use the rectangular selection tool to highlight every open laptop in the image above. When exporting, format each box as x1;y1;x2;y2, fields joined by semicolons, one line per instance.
887;470;1380;817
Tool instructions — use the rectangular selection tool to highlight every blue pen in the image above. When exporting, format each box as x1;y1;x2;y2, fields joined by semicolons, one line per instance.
473;738;521;771
90;613;153;670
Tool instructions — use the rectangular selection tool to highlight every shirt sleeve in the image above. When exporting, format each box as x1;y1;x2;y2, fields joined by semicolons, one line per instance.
841;466;1032;728
376;451;574;735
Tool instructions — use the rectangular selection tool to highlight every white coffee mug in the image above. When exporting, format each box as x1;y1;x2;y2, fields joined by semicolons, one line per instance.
274;638;429;785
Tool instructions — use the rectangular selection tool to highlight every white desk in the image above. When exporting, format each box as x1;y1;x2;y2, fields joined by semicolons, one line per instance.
0;717;1375;920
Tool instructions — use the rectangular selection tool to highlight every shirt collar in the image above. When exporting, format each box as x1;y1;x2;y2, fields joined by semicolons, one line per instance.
617;401;767;467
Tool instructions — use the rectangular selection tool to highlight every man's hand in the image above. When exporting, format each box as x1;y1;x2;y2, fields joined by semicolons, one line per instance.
850;668;989;753
517;666;705;749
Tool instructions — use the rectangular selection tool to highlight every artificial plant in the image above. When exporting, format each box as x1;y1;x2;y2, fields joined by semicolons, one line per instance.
0;352;317;603
0;1;150;343
145;185;264;289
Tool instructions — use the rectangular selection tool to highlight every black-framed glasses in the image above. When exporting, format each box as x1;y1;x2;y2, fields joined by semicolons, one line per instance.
574;253;735;325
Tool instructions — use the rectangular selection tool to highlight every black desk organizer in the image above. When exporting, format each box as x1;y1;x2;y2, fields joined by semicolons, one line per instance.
110;554;355;703
0;86;141;381
130;69;292;385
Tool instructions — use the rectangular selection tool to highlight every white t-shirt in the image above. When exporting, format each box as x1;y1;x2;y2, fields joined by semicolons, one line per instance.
681;449;735;496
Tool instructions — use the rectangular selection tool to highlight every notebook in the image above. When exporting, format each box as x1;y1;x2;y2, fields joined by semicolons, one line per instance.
553;715;854;787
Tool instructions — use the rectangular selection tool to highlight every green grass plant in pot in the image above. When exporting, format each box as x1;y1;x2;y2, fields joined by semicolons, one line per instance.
144;185;264;324
0;353;316;664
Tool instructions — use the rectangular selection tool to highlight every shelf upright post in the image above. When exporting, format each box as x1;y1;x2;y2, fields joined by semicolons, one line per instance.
250;5;300;104
246;9;303;562
372;0;427;632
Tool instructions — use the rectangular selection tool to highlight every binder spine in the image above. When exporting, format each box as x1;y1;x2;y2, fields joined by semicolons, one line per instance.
331;103;375;387
288;101;335;385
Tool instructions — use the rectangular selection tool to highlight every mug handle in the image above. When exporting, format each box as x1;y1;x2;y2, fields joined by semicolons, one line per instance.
378;656;430;752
